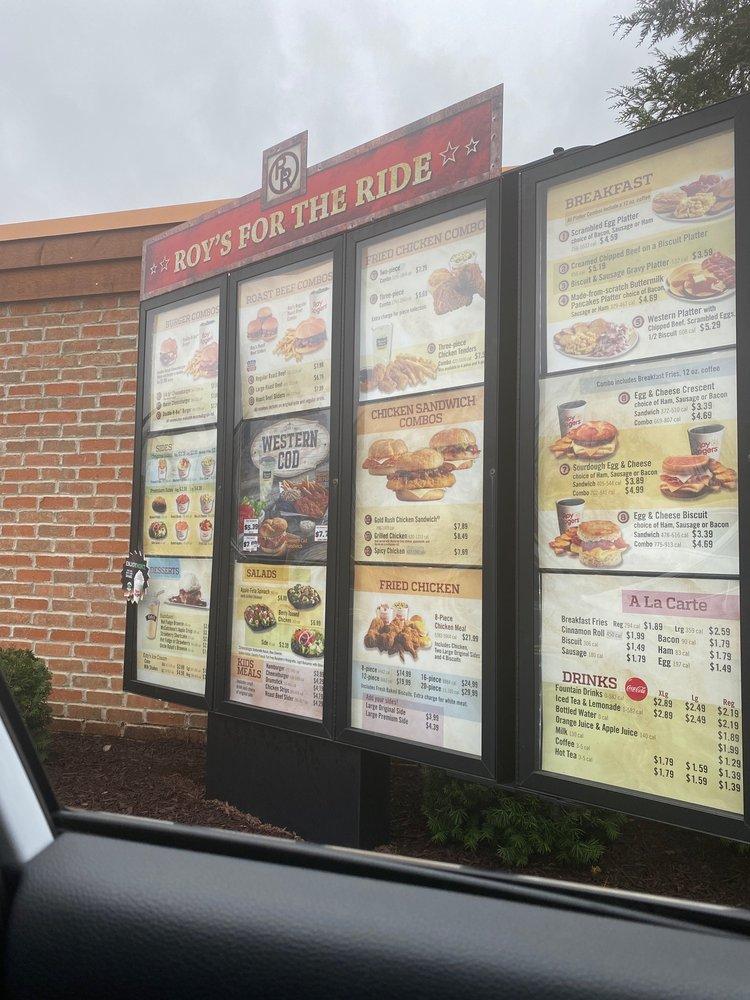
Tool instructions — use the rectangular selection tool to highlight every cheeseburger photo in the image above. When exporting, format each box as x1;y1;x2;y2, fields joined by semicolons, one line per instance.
568;420;618;459
385;448;456;501
659;455;713;498
576;520;627;568
361;438;408;475
429;428;481;470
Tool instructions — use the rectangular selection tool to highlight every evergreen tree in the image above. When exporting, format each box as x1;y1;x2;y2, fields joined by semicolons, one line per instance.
611;0;750;128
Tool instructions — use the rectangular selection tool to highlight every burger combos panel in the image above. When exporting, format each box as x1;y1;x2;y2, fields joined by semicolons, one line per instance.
518;99;749;838
128;284;224;703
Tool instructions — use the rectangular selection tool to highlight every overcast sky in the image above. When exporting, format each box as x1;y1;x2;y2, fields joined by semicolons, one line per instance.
0;0;656;225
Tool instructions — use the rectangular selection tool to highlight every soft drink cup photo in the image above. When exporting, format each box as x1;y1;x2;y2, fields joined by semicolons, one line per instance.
557;399;587;437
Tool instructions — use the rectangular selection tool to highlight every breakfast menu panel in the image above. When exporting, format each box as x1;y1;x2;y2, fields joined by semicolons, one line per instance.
237;255;333;420
229;259;338;722
148;292;221;432
537;126;743;815
350;204;488;757
545;127;735;374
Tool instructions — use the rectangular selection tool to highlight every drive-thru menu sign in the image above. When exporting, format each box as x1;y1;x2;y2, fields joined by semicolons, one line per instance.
127;87;750;842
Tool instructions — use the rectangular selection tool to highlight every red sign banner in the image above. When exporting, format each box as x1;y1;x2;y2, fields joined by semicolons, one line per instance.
141;86;503;298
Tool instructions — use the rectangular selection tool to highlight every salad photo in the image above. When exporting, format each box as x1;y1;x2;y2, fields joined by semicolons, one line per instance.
244;604;277;632
291;627;324;658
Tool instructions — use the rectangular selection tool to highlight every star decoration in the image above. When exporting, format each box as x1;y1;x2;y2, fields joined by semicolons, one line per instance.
159;256;170;273
440;140;459;166
465;137;479;155
149;263;158;276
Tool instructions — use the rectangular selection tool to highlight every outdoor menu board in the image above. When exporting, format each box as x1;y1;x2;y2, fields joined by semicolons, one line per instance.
229;563;326;718
536;125;743;814
136;557;212;695
544;127;735;374
237;255;333;419
350;203;487;755
143;429;217;559
351;565;482;754
229;261;336;723
147;292;220;432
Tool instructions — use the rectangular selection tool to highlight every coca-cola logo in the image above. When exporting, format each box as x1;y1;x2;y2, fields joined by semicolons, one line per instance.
625;677;648;701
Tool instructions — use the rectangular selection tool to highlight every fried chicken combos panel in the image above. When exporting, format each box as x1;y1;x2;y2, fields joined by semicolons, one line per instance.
237;255;333;420
354;387;484;566
538;350;739;576
357;205;487;401
148;292;221;432
544;127;735;375
351;565;482;755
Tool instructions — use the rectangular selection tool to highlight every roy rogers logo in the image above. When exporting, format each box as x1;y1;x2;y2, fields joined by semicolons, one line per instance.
261;131;308;210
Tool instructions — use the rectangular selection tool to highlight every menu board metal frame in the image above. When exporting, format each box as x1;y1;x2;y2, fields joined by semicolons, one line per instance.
210;236;345;739
515;96;750;840
124;274;229;709
333;181;504;780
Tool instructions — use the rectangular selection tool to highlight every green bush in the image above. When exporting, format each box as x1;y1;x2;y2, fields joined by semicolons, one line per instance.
423;768;626;867
0;647;52;761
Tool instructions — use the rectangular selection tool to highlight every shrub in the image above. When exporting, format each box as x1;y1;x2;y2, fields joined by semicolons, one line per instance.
423;768;626;867
0;647;53;761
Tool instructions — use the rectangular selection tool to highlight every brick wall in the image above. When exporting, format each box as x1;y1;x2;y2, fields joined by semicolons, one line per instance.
0;292;207;742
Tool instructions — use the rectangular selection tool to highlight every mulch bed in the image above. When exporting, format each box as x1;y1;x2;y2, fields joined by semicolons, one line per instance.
45;733;750;908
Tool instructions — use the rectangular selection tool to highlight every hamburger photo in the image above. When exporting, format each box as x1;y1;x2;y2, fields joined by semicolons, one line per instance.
385;448;456;502
568;420;618;459
292;316;327;355
159;337;178;367
259;516;288;555
361;438;408;475
576;520;627;568
429;428;480;470
659;455;714;498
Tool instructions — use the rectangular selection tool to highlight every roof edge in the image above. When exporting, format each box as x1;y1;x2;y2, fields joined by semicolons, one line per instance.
0;199;233;243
